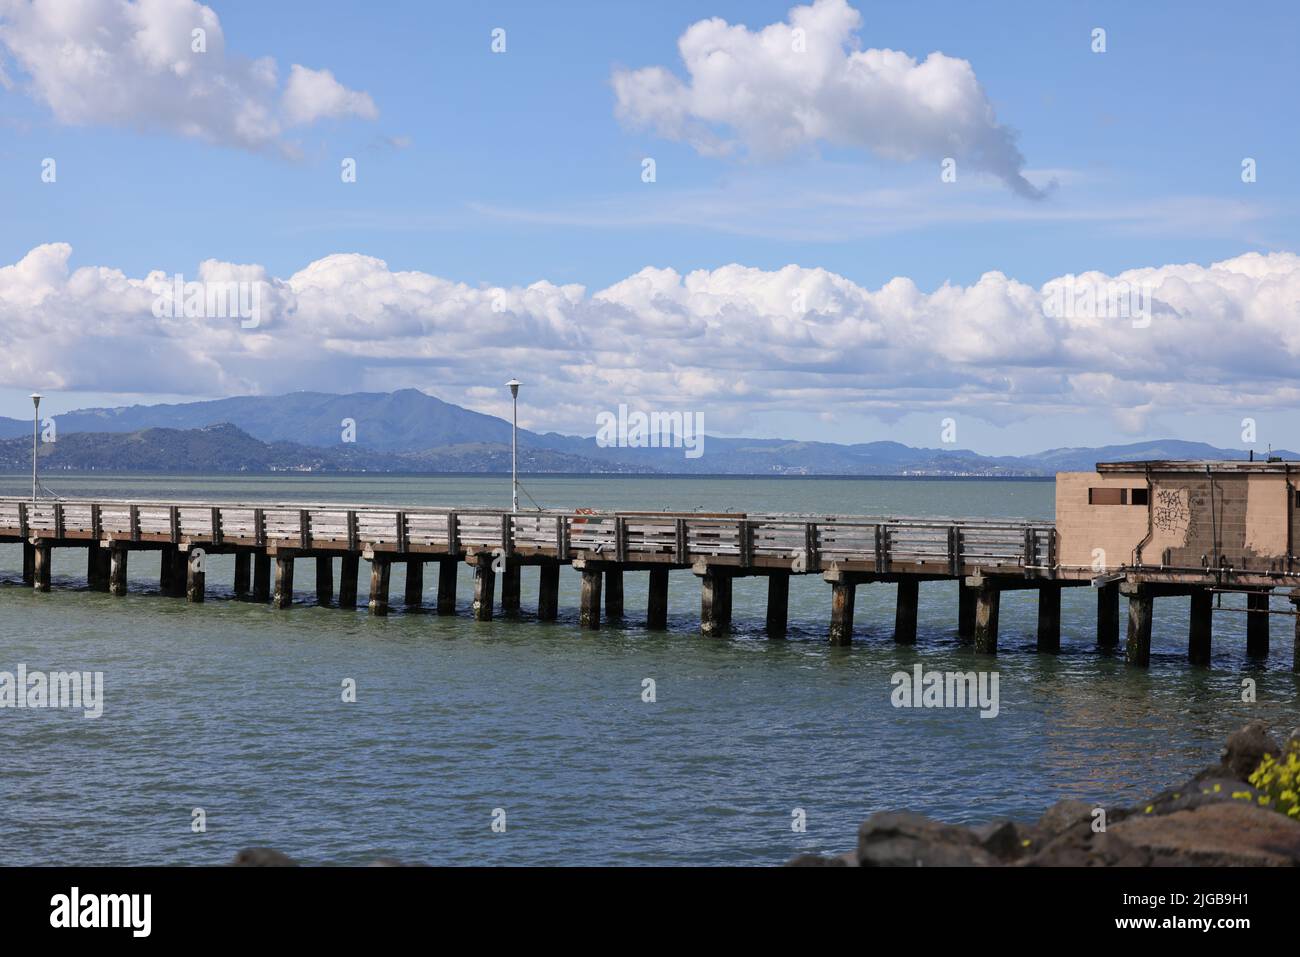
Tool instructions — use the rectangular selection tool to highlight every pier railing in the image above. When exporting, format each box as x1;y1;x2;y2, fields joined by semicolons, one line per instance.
0;496;1055;576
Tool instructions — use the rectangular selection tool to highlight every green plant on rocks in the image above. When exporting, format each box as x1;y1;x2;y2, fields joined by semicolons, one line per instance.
1246;740;1300;820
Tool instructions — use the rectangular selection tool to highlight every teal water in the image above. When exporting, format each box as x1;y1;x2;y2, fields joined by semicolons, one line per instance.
0;473;1296;866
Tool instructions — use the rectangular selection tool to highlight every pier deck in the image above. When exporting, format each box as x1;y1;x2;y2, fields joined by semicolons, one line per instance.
2;496;1296;669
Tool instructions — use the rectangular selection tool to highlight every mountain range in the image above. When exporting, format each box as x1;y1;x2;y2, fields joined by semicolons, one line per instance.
0;389;1294;476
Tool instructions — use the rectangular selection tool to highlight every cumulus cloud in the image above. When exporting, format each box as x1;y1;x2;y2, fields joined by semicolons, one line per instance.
3;242;1300;436
0;0;377;154
612;0;1047;198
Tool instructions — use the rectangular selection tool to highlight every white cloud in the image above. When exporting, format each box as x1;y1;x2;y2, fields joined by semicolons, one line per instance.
281;64;377;127
3;242;1300;437
0;0;377;154
612;0;1047;198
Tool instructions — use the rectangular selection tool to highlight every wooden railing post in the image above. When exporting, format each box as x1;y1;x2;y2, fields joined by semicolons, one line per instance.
395;510;407;553
168;505;179;543
738;519;752;567
129;504;140;542
18;501;29;539
300;509;311;549
54;502;65;539
446;512;459;555
674;519;688;564
211;506;223;546
253;508;265;547
615;516;627;562
346;510;359;550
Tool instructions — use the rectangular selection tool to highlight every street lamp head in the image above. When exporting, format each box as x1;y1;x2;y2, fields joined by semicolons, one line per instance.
506;379;520;398
30;392;41;409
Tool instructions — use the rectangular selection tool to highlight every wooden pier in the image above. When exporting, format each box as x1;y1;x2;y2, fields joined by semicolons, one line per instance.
1;494;1297;670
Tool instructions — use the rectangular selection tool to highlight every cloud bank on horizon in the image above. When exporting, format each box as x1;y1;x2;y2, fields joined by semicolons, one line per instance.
0;0;377;155
3;242;1298;436
612;0;1048;198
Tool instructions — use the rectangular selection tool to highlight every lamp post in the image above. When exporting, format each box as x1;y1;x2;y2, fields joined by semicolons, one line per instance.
30;393;41;501
506;380;520;512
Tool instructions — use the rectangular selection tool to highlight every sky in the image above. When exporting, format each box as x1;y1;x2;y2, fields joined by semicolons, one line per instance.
0;0;1298;455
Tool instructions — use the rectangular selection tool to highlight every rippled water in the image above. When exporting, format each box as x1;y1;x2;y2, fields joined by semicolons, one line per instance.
1;473;1296;865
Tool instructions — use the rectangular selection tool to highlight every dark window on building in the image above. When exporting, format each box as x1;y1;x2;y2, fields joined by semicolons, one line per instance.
1089;487;1127;505
1131;487;1149;506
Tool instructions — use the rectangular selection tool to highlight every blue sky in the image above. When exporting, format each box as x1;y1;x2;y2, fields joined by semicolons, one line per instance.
1;0;1298;455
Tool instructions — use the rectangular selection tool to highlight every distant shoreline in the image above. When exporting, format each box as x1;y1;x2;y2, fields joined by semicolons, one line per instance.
0;470;1056;482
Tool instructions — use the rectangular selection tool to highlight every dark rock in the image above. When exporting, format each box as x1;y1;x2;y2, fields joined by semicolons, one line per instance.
1220;721;1281;780
787;853;849;867
231;847;299;867
1023;830;1152;867
857;811;997;867
974;819;1036;862
1035;799;1096;840
1109;801;1300;866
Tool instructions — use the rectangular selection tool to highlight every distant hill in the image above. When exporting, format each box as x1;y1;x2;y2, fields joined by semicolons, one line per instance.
0;423;627;474
0;390;1295;475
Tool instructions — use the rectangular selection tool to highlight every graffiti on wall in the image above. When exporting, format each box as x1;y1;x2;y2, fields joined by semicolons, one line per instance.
1153;486;1192;546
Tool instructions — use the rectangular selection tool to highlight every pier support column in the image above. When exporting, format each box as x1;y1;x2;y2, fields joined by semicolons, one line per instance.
1037;584;1061;653
894;579;919;645
338;554;359;609
185;550;204;603
1124;585;1153;667
1188;588;1213;666
827;577;855;646
436;557;457;615
766;572;789;639
233;551;251;599
87;543;110;592
957;583;977;642
340;556;361;608
368;556;391;616
404;559;424;610
1246;592;1270;658
701;569;732;638
579;567;602;630
537;562;560;622
316;556;334;607
109;545;129;597
22;542;35;586
160;544;179;597
1097;581;1120;649
973;584;1000;654
472;558;495;622
604;568;624;620
253;552;271;603
500;559;520;618
646;567;670;630
1289;592;1300;673
32;543;51;592
273;554;294;610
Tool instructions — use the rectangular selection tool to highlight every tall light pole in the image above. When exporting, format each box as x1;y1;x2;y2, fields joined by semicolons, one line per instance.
506;379;520;512
30;392;41;501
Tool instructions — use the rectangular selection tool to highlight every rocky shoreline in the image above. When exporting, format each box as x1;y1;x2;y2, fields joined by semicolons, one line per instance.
789;722;1300;867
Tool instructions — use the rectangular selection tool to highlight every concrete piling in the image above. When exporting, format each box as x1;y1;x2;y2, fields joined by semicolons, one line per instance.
766;572;789;639
894;579;919;645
